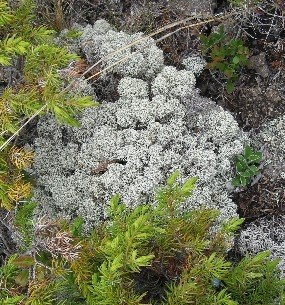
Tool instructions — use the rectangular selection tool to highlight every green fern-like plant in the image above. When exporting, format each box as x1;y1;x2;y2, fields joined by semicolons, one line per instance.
0;145;33;210
0;0;98;210
1;173;284;304
0;254;26;303
14;200;37;250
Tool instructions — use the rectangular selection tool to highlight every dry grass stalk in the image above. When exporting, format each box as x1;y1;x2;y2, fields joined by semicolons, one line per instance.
0;12;235;152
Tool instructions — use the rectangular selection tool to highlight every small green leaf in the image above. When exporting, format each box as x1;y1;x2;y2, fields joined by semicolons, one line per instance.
35;250;52;265
71;216;84;237
236;161;247;173
74;96;99;108
0;54;11;65
248;152;262;163
246;272;264;279
53;105;80;127
244;145;253;159
231;176;241;187
92;273;99;285
131;250;138;261
239;176;247;186
109;194;122;216
135;254;155;267
64;29;83;39
110;254;123;272
226;81;235;94
236;154;244;161
36;266;47;281
248;164;258;173
216;62;226;71
222;217;244;233
251;251;271;263
240;169;253;177
14;269;29;286
181;177;198;196
13;255;34;268
0;54;11;66
224;69;234;77
166;170;180;186
63;116;80;127
155;227;166;234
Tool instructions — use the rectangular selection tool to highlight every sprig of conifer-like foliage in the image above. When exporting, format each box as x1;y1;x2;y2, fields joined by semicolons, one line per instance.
0;145;33;210
0;0;97;210
1;172;284;304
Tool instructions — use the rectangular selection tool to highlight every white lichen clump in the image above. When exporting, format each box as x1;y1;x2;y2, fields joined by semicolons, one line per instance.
30;20;248;231
236;115;285;275
182;55;206;75
80;19;164;79
253;115;285;179
237;217;285;277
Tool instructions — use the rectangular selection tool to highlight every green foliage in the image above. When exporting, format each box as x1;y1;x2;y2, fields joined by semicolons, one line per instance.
0;146;33;210
231;145;262;187
63;29;83;39
0;254;26;303
0;1;13;27
0;0;54;43
0;34;30;65
23;44;78;83
200;26;249;93
70;217;85;237
0;0;54;66
0;0;98;210
14;201;37;249
224;251;285;305
1;172;283;304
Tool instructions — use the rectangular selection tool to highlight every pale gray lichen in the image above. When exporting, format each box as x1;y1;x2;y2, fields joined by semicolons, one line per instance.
236;115;285;276
182;55;206;75
117;77;149;98
30;21;248;232
253;115;285;180
79;19;164;79
53;23;85;54
237;217;285;277
152;66;196;98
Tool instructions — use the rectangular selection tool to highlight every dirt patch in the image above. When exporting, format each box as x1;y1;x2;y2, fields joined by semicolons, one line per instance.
234;175;285;221
198;43;285;125
0;209;16;266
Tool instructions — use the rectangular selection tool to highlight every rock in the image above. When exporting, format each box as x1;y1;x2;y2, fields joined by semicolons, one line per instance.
248;52;270;78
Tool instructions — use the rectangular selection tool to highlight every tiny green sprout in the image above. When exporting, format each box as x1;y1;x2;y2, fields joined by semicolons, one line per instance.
231;145;262;187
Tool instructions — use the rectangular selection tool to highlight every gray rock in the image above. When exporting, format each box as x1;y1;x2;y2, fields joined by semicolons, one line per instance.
248;52;270;78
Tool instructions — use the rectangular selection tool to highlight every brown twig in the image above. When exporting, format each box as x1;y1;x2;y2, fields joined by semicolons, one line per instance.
0;12;235;151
